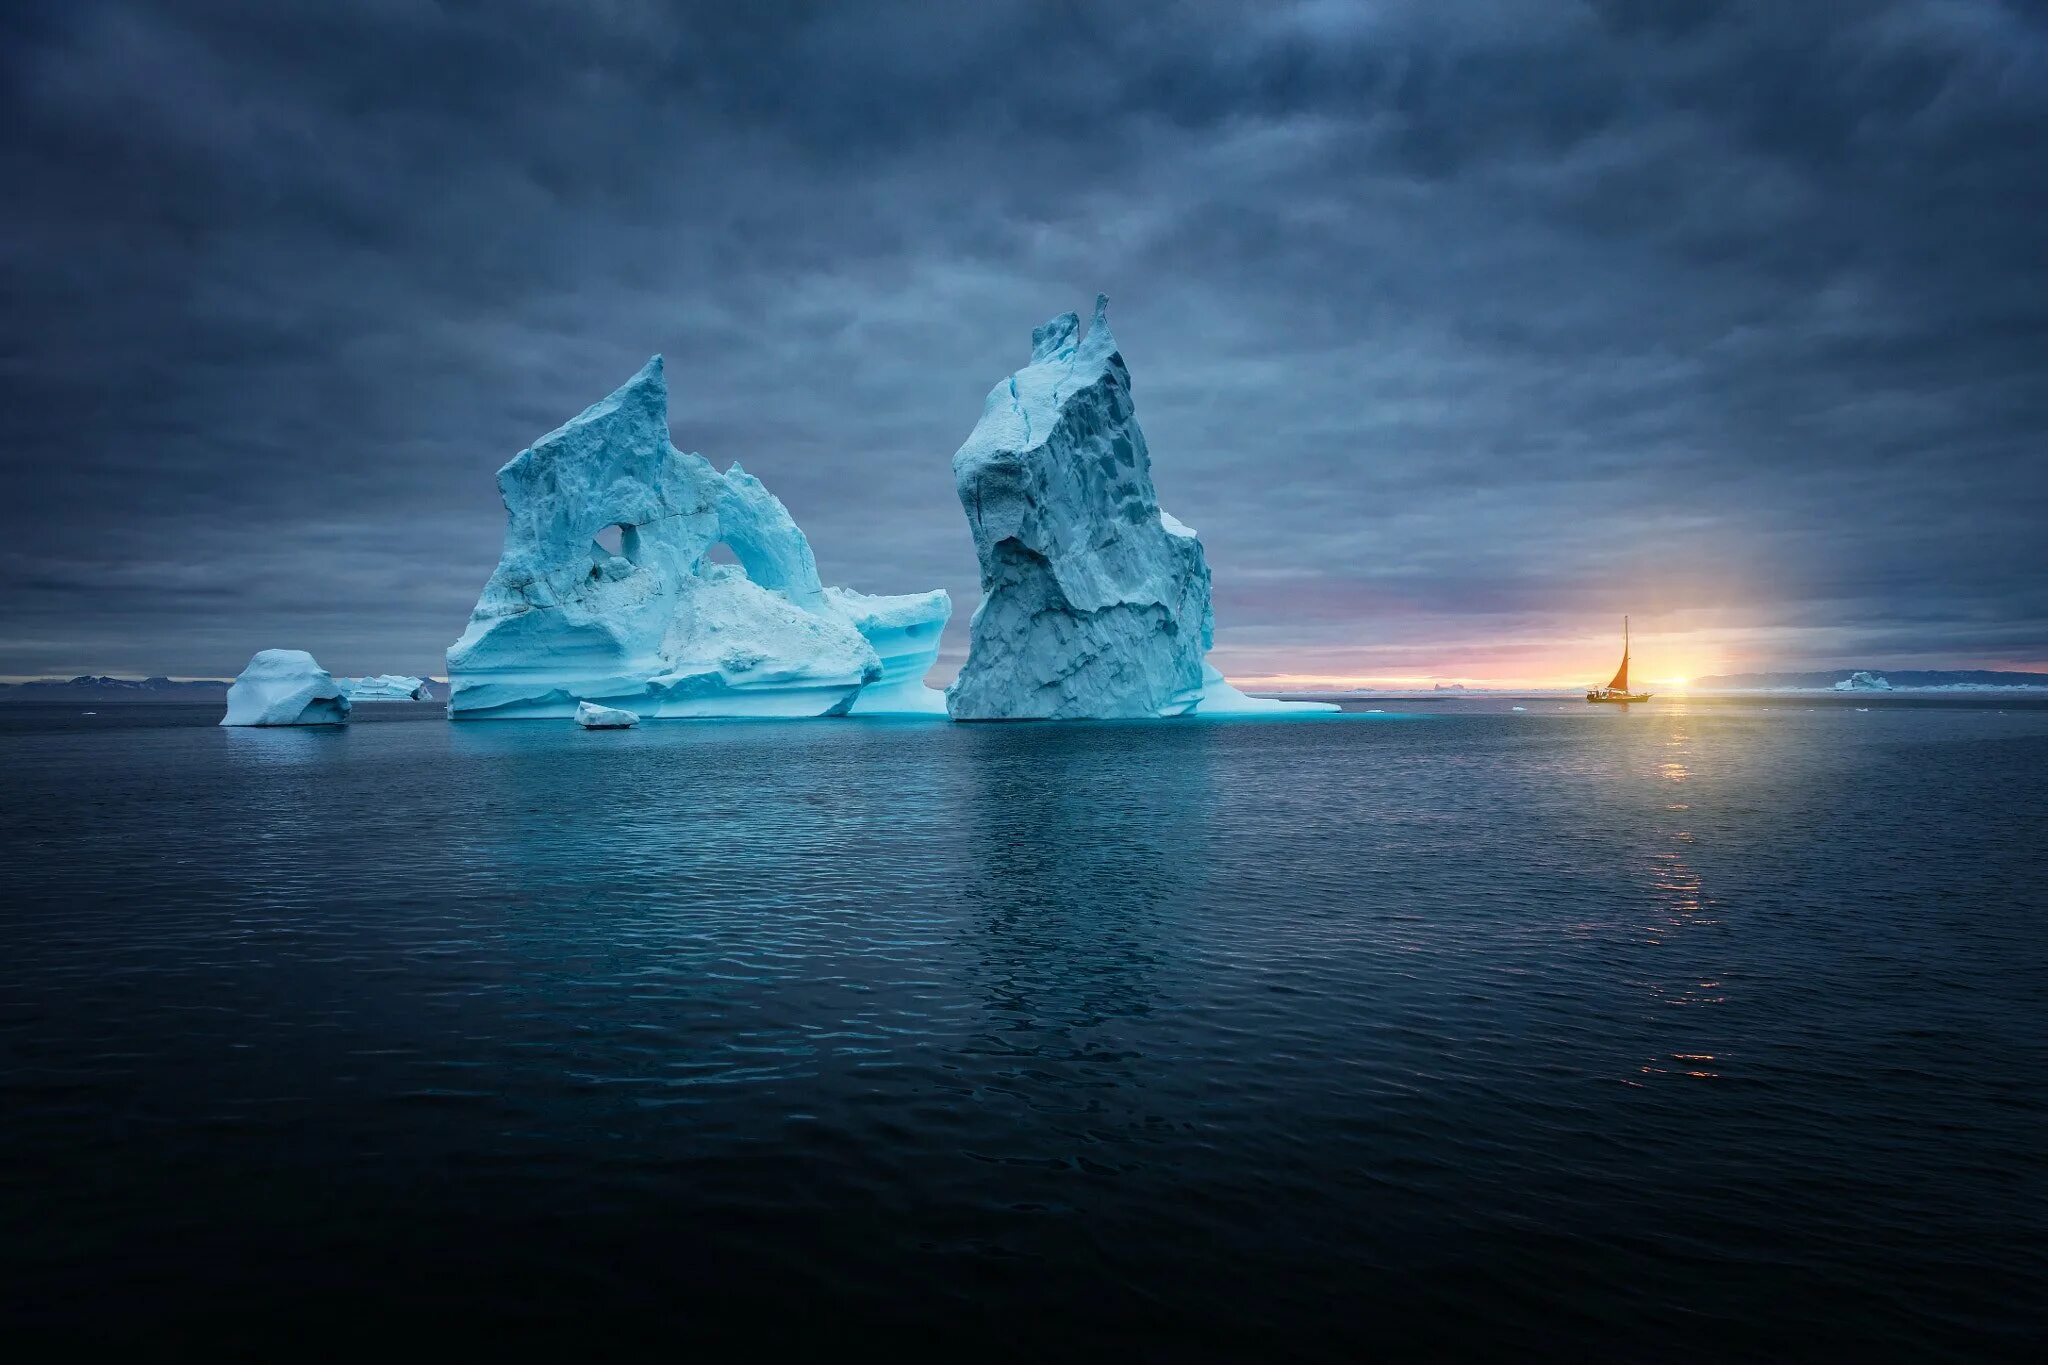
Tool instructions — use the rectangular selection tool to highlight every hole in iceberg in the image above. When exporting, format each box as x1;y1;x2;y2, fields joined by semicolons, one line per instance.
589;524;642;580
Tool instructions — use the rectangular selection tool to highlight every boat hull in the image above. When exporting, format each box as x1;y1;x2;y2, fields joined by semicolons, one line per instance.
1586;691;1652;703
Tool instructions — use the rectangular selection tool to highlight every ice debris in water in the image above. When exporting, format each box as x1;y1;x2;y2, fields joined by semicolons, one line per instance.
447;356;949;719
946;295;1335;720
574;700;638;729
221;649;351;727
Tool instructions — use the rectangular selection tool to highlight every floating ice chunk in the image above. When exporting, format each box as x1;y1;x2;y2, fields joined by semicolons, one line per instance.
221;649;351;727
344;674;430;701
947;296;1332;719
447;357;948;719
575;700;638;729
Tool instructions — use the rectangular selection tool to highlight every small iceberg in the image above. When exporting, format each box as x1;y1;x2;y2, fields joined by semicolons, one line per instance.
1833;671;1893;692
221;649;350;727
1511;705;1527;712
575;700;639;730
344;674;431;702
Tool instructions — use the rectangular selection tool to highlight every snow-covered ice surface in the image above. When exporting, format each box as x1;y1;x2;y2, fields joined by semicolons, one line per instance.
343;674;430;702
220;649;351;727
447;357;949;720
574;701;638;729
947;296;1333;720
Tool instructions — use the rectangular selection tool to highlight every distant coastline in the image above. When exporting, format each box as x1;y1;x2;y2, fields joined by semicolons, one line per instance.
1690;669;2048;691
0;675;446;702
6;670;2043;706
1265;667;2048;702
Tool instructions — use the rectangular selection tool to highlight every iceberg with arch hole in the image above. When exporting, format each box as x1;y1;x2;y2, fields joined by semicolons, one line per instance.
447;356;948;719
221;649;352;726
947;296;1336;720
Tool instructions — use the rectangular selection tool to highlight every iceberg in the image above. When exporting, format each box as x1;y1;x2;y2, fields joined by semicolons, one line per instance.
829;587;952;715
947;296;1334;720
220;649;351;727
343;674;430;702
447;356;949;719
575;700;638;729
1833;671;1893;692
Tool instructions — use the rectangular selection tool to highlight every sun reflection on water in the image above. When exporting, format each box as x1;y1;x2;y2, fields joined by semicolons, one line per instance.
1632;720;1727;1083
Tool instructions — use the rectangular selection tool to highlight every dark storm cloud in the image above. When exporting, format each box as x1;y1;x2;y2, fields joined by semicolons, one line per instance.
2;0;2044;680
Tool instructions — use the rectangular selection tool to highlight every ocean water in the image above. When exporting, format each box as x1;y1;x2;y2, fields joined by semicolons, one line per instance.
2;697;2044;1358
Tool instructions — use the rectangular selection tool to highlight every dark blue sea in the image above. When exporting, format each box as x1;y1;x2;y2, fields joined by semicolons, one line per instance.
3;697;2044;1359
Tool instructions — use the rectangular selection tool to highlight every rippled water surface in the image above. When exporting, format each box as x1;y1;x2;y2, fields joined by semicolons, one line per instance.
3;698;2045;1357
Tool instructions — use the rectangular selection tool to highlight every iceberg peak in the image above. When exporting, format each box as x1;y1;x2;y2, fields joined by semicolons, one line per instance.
1082;292;1114;360
1029;311;1079;363
1026;294;1115;368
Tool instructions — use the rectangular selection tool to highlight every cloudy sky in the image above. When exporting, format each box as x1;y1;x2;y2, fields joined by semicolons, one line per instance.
4;0;2043;686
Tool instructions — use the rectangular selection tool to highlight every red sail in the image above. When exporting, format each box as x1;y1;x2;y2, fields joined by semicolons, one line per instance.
1607;654;1629;693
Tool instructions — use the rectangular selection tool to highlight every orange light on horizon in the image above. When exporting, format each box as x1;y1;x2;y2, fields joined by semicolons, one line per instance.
1214;623;1734;692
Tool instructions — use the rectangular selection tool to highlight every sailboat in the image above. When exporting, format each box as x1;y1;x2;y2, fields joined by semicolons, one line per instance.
1586;616;1652;703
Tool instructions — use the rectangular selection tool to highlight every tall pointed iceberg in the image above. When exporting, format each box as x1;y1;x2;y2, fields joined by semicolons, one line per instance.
947;297;1333;719
448;357;948;719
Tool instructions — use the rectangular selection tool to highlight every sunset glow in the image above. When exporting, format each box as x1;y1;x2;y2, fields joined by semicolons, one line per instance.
1209;624;1734;693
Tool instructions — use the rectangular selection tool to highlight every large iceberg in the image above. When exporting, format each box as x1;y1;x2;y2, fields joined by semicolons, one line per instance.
343;674;430;702
448;356;948;719
947;296;1334;720
221;649;351;727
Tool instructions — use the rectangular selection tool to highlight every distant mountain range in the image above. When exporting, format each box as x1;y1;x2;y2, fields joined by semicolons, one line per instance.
0;675;447;701
0;675;230;698
1694;670;2048;690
